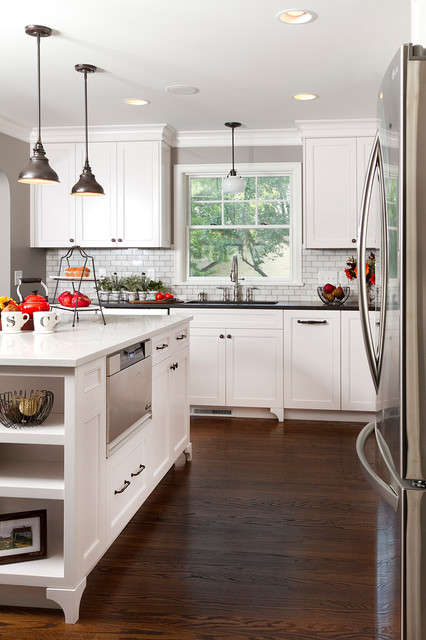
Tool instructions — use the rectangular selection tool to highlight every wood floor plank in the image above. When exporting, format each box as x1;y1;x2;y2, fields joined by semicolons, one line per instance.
0;417;398;639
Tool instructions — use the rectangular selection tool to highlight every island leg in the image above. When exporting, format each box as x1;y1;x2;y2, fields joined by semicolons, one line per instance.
184;442;193;461
46;577;87;624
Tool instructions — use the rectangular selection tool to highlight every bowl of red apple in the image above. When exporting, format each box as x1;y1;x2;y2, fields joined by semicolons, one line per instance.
317;284;350;305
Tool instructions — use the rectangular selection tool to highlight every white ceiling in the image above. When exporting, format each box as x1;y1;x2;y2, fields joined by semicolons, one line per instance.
1;0;411;139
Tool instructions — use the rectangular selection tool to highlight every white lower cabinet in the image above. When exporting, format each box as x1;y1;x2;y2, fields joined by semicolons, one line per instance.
284;309;376;412
151;324;191;482
106;424;149;546
284;310;341;410
173;310;284;417
340;310;376;411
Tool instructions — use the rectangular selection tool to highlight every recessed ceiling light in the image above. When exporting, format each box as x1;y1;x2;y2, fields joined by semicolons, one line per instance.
165;85;199;95
292;93;319;101
124;98;150;106
276;9;317;24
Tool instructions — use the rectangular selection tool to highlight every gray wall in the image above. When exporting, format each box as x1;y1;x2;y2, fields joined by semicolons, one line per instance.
0;133;46;296
171;145;303;165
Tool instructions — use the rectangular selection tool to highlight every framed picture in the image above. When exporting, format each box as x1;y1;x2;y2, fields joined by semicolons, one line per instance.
0;509;47;565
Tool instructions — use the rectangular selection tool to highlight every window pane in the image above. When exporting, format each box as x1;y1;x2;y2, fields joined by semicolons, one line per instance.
258;176;290;200
189;228;290;278
191;177;222;201
223;177;255;200
224;202;256;225
191;202;222;225
258;201;290;225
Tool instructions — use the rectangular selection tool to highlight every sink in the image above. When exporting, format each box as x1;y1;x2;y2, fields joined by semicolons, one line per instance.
184;300;278;306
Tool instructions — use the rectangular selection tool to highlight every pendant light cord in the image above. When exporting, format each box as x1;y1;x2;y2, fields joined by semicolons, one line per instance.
36;33;42;145
84;70;90;167
231;126;235;172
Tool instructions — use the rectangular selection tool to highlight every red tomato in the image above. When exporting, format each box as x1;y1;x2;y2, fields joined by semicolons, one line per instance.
155;292;165;301
164;292;174;299
20;295;50;316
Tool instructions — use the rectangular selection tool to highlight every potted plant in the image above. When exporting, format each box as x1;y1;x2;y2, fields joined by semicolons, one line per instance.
122;275;141;302
109;273;124;303
97;276;113;303
146;279;164;301
138;273;151;300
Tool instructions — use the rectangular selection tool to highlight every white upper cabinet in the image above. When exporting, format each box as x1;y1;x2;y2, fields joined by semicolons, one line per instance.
304;136;375;249
30;135;171;249
31;143;77;247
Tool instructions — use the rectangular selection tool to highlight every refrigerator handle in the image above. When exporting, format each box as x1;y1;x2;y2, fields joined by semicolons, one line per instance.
357;131;388;392
356;422;399;510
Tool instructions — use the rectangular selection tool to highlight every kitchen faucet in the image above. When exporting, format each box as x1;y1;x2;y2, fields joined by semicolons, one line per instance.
230;253;240;301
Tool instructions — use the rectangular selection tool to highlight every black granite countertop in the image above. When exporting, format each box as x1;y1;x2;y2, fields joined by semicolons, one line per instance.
102;300;361;311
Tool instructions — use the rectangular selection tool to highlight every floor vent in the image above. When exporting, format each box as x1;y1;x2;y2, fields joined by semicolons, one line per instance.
192;408;232;416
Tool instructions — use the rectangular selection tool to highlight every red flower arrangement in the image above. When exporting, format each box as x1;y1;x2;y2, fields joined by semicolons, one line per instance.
345;252;375;287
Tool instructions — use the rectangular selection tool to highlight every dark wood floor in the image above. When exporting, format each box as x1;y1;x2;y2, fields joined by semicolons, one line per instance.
0;417;389;639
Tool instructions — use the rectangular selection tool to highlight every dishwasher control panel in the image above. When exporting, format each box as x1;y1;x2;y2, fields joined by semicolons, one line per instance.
107;340;152;376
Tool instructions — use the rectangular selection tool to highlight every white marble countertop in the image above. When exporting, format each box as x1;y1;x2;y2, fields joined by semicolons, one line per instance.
0;313;192;367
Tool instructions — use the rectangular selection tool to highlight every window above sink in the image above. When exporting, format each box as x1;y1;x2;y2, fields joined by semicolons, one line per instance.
174;162;302;288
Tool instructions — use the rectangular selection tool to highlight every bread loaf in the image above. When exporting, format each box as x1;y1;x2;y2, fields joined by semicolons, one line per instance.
65;266;90;278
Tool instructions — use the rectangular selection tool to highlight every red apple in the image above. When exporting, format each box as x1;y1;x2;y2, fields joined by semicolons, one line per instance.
323;283;335;294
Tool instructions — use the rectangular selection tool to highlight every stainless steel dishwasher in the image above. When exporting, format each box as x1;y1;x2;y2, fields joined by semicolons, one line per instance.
106;339;152;456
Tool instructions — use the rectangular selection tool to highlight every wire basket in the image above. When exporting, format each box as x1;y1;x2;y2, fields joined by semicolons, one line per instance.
317;286;350;306
0;390;54;429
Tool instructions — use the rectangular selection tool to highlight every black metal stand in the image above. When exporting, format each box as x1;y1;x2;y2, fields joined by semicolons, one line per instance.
51;246;106;327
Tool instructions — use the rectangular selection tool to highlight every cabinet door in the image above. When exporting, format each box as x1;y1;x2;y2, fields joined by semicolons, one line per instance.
169;347;190;456
75;142;117;247
357;137;380;248
151;358;171;482
226;328;283;408
284;310;341;409
31;143;77;247
189;328;226;406
305;138;358;248
117;141;170;247
341;311;376;411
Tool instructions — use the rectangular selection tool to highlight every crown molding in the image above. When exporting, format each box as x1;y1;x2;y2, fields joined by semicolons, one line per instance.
0;117;30;142
296;118;378;137
174;128;302;148
30;123;177;145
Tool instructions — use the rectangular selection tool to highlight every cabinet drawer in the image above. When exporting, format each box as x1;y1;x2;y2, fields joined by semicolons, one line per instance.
175;309;283;329
151;331;172;364
172;324;189;351
106;427;149;544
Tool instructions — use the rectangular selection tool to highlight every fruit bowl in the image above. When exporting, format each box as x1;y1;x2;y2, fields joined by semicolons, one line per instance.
317;286;350;306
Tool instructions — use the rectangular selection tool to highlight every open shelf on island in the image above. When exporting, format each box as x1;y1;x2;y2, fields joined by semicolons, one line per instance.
0;413;65;444
0;459;64;499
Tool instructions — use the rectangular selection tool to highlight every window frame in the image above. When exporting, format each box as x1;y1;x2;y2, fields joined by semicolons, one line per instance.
174;162;302;286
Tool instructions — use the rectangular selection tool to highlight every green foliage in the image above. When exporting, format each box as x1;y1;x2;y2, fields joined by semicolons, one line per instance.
189;175;291;278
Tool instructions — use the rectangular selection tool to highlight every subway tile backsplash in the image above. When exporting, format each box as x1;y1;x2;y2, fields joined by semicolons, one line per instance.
46;247;360;303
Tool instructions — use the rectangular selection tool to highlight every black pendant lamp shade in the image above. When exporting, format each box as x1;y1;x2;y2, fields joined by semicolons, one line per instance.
71;64;104;196
18;25;59;185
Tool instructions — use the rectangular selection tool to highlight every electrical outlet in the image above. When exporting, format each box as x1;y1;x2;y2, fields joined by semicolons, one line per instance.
318;269;337;285
14;270;23;286
98;267;107;277
147;268;155;281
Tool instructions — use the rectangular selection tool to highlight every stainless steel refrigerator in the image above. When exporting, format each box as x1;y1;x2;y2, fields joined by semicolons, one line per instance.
356;43;426;640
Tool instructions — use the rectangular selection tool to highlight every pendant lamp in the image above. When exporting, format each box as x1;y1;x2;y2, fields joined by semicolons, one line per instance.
18;25;59;185
222;122;246;194
71;64;104;196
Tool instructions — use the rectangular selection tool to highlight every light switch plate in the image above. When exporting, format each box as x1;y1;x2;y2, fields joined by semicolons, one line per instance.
318;270;337;285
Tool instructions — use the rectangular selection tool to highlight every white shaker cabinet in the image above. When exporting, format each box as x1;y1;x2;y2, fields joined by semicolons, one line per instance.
171;310;284;420
31;139;171;249
304;136;376;249
284;310;341;410
150;324;191;483
31;143;77;247
340;310;376;411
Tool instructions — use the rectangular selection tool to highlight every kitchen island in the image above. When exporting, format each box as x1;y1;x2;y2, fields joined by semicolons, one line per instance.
0;313;192;623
